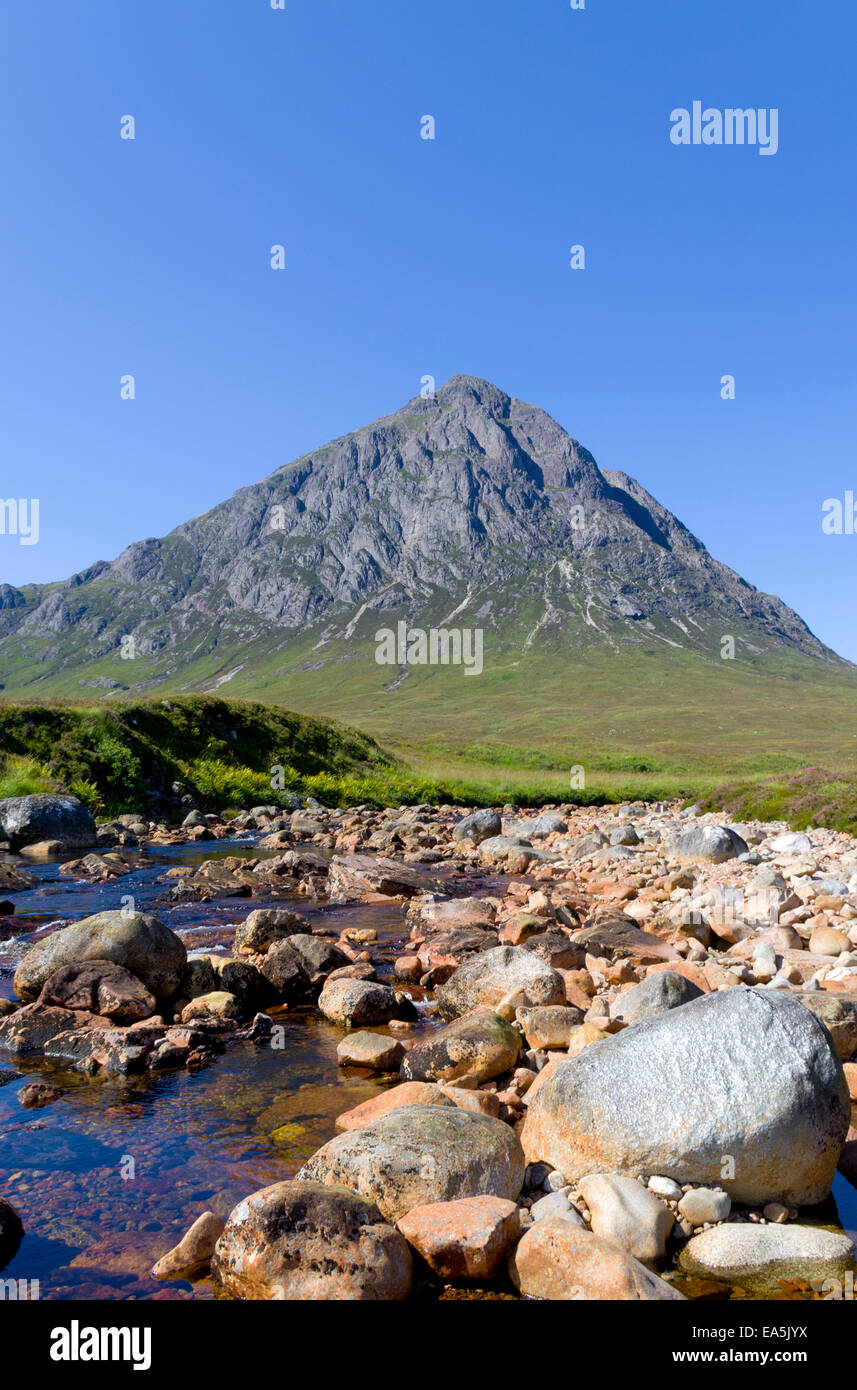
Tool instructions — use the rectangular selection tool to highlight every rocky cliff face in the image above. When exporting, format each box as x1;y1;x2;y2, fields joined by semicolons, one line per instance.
0;375;839;694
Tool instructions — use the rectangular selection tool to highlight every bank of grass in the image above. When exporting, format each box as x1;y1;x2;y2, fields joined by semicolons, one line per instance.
697;767;857;836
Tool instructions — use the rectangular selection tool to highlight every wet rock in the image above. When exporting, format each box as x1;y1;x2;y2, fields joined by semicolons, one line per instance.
14;910;186;1003
18;839;70;861
17;1082;64;1109
334;1082;457;1132
298;1105;525;1223
400;1010;520;1086
437;946;566;1022
0;793;96;851
678;1224;855;1290
0;1197;23;1270
397;1196;520;1279
318;978;402;1027
37;960;156;1023
521;986;849;1206
337;1031;405;1071
509;1219;685;1300
0;864;36;893
609;969;703;1024
152;1211;225;1282
579;1173;675;1259
0;1002;109;1055
452;809;502;845
259;939;313;999
212;1180;412;1300
234;908;310;955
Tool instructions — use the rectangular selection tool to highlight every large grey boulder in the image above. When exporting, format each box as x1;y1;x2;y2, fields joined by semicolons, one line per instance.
671;824;748;863
609;969;703;1024
768;831;812;855
521;986;849;1206
298;1105;525;1223
504;812;567;840
13;910;186;1002
212;1181;412;1300
436;945;566;1021
452;809;501;844
0;794;96;851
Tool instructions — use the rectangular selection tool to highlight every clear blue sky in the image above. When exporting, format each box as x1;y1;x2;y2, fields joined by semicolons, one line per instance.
2;0;855;656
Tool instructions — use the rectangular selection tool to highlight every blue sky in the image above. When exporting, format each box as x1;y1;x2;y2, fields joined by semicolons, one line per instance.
1;0;855;657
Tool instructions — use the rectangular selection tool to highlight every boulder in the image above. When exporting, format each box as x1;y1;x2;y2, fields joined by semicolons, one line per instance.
152;1211;225;1281
578;1173;675;1260
609;970;703;1024
678;1224;855;1291
337;1031;405;1071
509;1219;685;1301
282;934;351;984
522;932;585;970
518;1005;583;1050
452;810;502;845
234;909;309;955
573;914;680;964
477;835;537;865
521;986;849;1206
328;855;439;903
795;992;857;1062
37;960;156;1023
504;813;568;840
0;794;96;851
13;910;186;1003
318;978;402;1027
671;824;748;863
400;1010;520;1086
437;946;565;1021
212;1181;412;1300
0;1002;109;1055
298;1105;525;1223
181;991;240;1023
335;1082;456;1132
397;1197;520;1279
768;832;813;855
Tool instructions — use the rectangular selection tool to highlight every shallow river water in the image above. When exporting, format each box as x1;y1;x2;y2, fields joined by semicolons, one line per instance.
1;838;855;1301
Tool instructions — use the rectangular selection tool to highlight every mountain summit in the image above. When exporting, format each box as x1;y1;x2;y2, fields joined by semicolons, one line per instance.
0;376;842;710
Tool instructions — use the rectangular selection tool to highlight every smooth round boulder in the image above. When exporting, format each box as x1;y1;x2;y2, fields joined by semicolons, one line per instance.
437;946;565;1022
13;911;186;1003
609;969;703;1024
452;809;502;844
298;1105;525;1223
671;824;747;863
521;986;849;1207
234;909;309;955
0;793;96;851
400;1010;520;1086
678;1224;855;1293
337;1031;405;1071
211;1181;412;1300
318;977;400;1027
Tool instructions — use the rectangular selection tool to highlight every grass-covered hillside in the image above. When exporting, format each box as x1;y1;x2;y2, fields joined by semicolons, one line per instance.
0;697;445;817
697;767;857;837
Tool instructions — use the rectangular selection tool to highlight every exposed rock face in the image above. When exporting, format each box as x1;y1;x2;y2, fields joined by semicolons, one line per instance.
13;910;186;1002
37;960;156;1023
509;1219;685;1301
297;1105;525;1223
212;1181;412;1300
436;946;566;1021
399;1010;521;1086
0;794;96;850
0;375;834;699
521;987;850;1206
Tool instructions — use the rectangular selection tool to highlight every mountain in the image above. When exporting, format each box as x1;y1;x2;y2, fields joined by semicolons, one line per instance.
1;376;854;780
